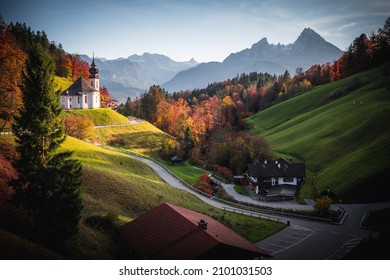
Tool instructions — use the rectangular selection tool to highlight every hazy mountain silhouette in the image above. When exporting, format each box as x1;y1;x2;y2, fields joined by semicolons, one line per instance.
163;28;344;92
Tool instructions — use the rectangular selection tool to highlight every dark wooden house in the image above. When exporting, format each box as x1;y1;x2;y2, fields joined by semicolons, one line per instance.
246;157;306;200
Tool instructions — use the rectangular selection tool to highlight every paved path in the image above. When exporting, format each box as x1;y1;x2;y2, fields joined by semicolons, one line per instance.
220;181;314;211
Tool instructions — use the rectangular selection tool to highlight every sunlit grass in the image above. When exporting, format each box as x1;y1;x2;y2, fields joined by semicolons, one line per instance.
246;63;390;201
63;108;130;126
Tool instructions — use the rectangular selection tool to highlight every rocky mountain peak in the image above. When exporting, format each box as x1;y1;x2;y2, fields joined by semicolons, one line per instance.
294;27;326;45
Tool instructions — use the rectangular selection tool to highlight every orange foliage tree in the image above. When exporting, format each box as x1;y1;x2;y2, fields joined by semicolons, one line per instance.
0;17;27;131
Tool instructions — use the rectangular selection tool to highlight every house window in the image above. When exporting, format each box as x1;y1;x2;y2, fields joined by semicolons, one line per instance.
85;95;87;103
62;97;64;102
283;177;294;182
91;81;93;87
78;96;80;103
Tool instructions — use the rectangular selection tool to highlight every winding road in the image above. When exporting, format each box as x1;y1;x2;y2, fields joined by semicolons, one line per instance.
116;149;390;260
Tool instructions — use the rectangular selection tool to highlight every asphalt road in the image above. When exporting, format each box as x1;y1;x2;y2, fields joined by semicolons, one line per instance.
125;152;390;260
257;203;383;260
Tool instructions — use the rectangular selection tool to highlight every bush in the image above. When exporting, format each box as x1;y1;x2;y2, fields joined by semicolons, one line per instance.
64;115;95;140
195;174;213;195
213;164;233;180
314;196;332;217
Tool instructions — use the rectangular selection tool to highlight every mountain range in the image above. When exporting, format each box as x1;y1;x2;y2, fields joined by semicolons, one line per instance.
163;28;344;92
79;53;199;103
80;28;343;102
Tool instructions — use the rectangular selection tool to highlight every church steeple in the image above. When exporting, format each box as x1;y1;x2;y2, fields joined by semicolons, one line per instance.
88;52;99;91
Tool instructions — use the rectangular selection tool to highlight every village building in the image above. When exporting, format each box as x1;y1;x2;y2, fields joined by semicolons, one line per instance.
246;157;306;201
60;56;100;110
119;202;272;260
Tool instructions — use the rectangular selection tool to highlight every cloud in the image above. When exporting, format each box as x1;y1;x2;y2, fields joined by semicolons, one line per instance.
337;22;358;32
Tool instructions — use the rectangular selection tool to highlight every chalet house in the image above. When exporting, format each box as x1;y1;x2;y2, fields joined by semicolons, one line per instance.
119;202;271;260
60;56;100;110
246;157;306;201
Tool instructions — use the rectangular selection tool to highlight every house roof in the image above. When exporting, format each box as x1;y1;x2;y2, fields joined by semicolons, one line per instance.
60;77;97;96
170;155;182;162
248;157;306;178
118;202;271;259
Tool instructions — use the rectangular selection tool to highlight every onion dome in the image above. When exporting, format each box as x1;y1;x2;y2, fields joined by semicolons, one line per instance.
89;54;99;78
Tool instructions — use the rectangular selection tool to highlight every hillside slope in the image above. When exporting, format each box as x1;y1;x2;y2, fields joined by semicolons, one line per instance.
65;136;285;258
246;64;390;202
63;108;130;126
1;131;284;259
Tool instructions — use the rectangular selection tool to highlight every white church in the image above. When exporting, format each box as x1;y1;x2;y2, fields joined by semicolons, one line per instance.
60;56;101;110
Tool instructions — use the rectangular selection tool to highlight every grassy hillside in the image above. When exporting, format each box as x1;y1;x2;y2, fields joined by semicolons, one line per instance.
0;134;285;259
63;108;130;126
246;63;390;202
54;76;73;93
62;137;285;258
94;121;173;156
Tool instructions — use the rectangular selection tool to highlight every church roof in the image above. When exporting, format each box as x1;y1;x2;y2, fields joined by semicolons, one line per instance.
60;77;97;96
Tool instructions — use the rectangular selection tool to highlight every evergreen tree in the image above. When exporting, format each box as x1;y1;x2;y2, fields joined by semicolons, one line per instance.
12;43;83;240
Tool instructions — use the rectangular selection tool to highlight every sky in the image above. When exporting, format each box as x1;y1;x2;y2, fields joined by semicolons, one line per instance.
1;0;389;63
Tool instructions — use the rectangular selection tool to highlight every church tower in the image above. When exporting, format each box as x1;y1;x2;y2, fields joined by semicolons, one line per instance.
89;54;99;91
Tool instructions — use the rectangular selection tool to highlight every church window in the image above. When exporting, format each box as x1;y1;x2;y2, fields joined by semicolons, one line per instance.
85;95;87;103
78;96;80;103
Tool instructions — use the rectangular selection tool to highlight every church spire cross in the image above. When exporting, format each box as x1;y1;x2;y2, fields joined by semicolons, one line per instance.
89;52;99;78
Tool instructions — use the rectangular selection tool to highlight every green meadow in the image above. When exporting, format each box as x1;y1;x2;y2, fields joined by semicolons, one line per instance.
246;63;390;202
63;108;130;126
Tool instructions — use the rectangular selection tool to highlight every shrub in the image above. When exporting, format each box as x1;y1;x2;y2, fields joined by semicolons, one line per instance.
64;115;95;140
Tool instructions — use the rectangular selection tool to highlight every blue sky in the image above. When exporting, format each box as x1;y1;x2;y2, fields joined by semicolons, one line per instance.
2;0;389;62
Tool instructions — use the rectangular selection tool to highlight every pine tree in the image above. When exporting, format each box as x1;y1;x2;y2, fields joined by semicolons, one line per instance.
12;43;83;240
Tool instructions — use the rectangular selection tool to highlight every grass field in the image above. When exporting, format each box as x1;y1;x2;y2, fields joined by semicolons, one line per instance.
56;136;286;258
245;63;390;202
95;121;174;156
63;108;130;126
54;76;73;93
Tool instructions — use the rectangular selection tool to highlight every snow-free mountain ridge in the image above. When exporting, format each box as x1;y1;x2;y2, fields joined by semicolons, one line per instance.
80;28;343;101
163;28;344;92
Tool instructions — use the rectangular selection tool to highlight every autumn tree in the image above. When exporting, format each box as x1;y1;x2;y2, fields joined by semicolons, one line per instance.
169;98;191;138
0;17;27;131
69;54;89;81
100;86;111;102
64;115;95;140
155;98;173;132
248;135;273;164
12;43;83;240
141;85;167;123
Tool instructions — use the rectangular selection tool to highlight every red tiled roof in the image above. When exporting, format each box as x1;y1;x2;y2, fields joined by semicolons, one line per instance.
118;203;271;259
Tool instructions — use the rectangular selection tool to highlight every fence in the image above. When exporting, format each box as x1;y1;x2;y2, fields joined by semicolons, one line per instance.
222;206;285;223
